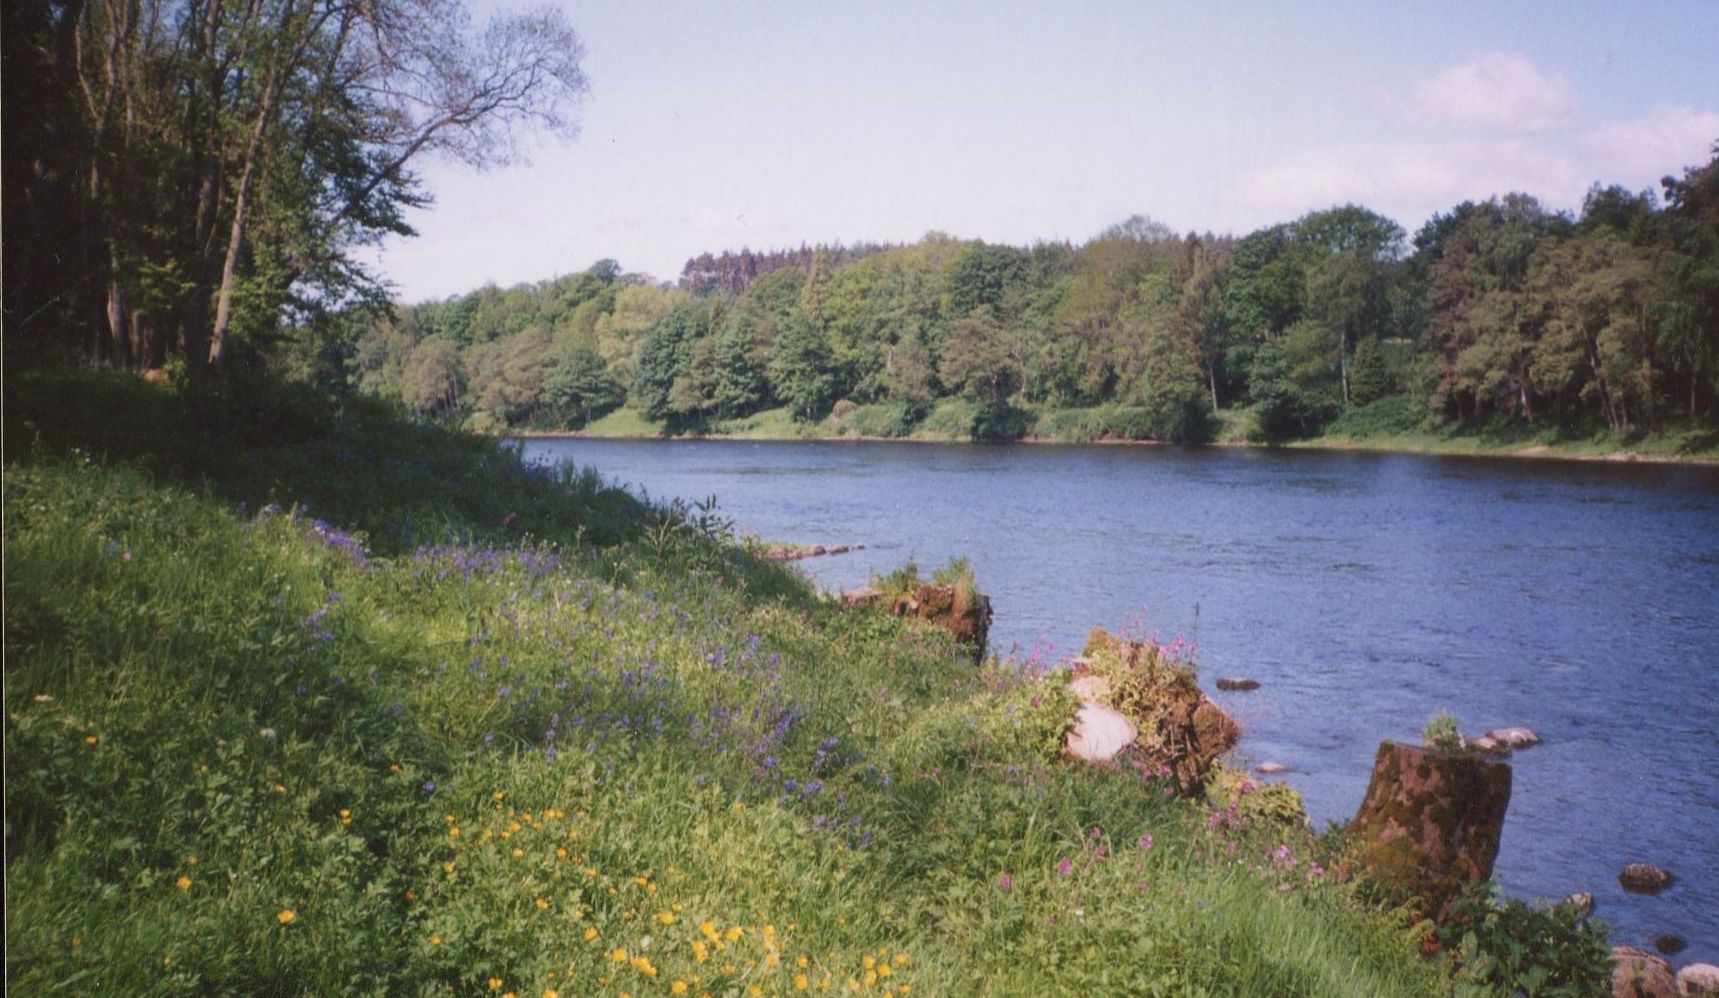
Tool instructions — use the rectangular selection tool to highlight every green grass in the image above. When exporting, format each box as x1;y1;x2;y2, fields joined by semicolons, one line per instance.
581;406;668;438
6;371;1466;995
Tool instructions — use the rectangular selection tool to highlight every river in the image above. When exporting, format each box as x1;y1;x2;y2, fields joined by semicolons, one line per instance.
519;436;1719;957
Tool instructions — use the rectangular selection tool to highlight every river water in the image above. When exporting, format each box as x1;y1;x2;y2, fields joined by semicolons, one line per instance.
520;437;1719;958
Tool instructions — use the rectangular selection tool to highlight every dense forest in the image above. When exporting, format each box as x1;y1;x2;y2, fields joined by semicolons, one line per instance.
4;4;1714;447
306;154;1719;444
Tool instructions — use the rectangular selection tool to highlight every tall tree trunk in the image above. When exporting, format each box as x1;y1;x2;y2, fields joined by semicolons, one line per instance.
206;57;282;369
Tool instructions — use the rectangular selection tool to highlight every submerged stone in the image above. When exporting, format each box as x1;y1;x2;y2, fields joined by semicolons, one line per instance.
1619;863;1674;895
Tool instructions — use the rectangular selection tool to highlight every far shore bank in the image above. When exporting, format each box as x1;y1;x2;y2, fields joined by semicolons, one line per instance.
504;427;1719;466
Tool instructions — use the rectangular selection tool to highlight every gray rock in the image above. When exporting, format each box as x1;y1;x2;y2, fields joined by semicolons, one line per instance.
1483;726;1541;749
1216;677;1260;691
1254;761;1293;775
1470;734;1512;756
1611;946;1677;998
1619;863;1674;894
1065;704;1137;764
1564;891;1595;916
1651;934;1684;956
1677;963;1719;997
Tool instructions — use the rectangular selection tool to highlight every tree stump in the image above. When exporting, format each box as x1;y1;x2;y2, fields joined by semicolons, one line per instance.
1348;740;1512;920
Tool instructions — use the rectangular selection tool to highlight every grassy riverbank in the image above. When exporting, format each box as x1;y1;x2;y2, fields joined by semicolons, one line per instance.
545;397;1719;465
8;371;1591;995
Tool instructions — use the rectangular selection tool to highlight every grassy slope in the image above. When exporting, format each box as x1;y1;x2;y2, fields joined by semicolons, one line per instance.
5;372;1450;996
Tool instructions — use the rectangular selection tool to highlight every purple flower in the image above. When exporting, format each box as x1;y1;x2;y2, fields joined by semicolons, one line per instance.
1090;826;1102;840
421;780;436;794
1056;857;1073;877
997;873;1013;891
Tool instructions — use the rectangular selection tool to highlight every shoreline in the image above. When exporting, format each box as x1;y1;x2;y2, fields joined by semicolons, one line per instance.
504;428;1719;466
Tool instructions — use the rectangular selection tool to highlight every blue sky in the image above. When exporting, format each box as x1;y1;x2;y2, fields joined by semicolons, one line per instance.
364;0;1719;301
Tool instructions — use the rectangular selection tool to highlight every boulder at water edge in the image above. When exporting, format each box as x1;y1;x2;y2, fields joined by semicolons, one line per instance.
1079;628;1240;791
1610;946;1678;998
1216;677;1261;691
1620;863;1674;894
1678;964;1719;997
1483;726;1540;749
1347;741;1512;921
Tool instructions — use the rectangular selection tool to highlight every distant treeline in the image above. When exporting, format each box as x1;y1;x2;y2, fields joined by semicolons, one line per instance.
298;149;1719;442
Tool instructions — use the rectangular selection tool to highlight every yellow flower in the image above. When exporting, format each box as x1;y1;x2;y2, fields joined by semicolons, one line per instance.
655;911;675;925
449;827;461;838
609;948;628;963
443;862;456;875
692;940;708;963
389;763;402;773
493;791;505;800
535;897;549;910
794;974;810;990
404;888;416;901
583;927;599;941
796;955;809;969
671;902;684;912
429;934;442;946
863;970;878;987
85;734;99;746
541;990;558;998
556;847;568;859
187;855;200;865
893;954;908;966
339;808;352;826
877;963;891;978
488;978;503;991
724;926;743;942
175;876;192;890
862;955;875;970
277;909;296;925
273;783;287;794
748;986;762;997
699;920;718;940
671;982;688;995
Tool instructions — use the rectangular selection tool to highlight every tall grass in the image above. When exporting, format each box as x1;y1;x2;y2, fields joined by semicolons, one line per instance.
5;371;1456;995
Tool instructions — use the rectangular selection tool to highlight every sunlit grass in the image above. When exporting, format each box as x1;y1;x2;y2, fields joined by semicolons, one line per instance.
5;371;1458;995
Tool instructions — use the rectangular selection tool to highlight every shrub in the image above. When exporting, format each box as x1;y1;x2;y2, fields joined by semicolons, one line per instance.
1437;882;1612;996
1421;710;1465;754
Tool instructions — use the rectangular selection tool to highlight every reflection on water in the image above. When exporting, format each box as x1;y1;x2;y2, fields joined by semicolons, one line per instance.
522;437;1719;956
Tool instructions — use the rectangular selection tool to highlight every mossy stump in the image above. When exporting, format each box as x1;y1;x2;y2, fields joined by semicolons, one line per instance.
1349;740;1512;921
1079;628;1240;792
888;583;991;661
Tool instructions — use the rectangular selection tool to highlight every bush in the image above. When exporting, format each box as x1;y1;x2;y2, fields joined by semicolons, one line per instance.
1437;882;1612;996
837;401;918;438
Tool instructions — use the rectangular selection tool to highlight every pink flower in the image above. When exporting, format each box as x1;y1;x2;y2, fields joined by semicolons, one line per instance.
1055;857;1072;876
1137;833;1154;851
1090;826;1102;840
997;873;1012;891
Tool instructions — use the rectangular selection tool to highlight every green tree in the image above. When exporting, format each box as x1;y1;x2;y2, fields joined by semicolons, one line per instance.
543;344;623;428
1348;336;1391;406
768;310;838;421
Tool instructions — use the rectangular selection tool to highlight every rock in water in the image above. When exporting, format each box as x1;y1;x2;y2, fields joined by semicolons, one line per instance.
1065;705;1138;764
1347;741;1512;921
1216;677;1260;691
1564;891;1596;916
1610;946;1678;998
1619;863;1674;895
1678;964;1719;997
1482;726;1540;749
1254;761;1292;775
1651;933;1685;955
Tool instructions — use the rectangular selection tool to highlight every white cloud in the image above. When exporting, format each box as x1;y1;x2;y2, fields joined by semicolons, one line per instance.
1230;139;1590;227
1584;105;1719;179
1413;53;1573;132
